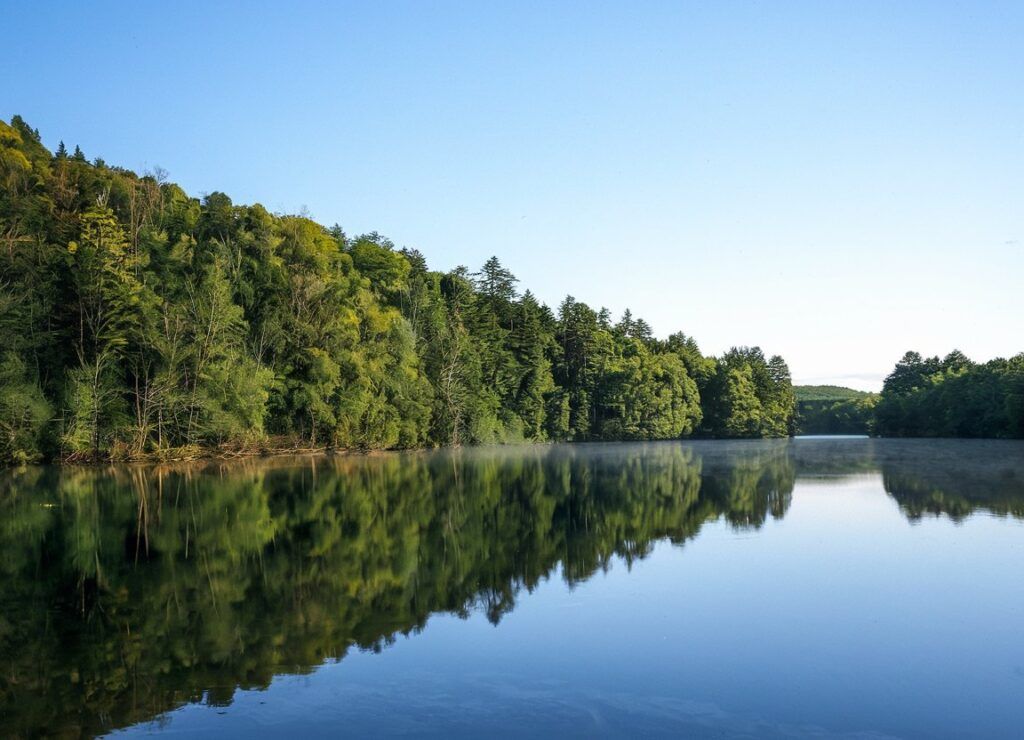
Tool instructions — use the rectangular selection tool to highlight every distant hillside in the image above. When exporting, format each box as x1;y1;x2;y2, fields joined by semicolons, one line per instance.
795;385;871;402
794;386;877;435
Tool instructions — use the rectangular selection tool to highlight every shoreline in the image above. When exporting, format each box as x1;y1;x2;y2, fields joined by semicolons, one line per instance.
14;433;1024;471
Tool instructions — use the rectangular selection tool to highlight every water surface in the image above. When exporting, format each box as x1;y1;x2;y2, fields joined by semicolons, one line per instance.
1;438;1022;738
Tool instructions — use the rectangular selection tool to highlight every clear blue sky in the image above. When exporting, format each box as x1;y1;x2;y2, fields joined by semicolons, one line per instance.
3;1;1022;390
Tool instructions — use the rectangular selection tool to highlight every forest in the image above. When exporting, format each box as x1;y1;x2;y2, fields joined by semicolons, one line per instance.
0;116;798;464
794;352;1024;438
3;116;1019;463
794;385;878;435
875;350;1024;438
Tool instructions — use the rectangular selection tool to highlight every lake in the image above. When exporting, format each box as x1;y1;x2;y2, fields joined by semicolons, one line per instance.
1;438;1023;738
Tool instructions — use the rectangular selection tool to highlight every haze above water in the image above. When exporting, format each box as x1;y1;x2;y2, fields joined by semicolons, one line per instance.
2;438;1023;738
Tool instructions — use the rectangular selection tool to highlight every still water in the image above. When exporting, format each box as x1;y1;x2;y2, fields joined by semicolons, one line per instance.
1;438;1023;738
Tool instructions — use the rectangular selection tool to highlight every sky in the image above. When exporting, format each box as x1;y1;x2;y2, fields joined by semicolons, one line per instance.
3;1;1022;391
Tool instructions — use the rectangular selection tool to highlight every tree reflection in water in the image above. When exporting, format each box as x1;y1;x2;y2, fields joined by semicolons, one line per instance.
0;439;1021;737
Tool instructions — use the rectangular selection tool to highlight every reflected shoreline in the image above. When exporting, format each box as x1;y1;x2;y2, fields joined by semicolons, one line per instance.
1;438;1022;737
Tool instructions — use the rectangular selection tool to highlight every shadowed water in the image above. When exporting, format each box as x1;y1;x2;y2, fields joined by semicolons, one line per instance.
1;438;1022;738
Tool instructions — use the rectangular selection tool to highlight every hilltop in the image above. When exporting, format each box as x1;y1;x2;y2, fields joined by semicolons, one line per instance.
795;385;871;402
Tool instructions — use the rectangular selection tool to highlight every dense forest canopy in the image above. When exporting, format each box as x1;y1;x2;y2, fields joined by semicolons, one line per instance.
875;350;1024;438
2;116;1019;460
0;116;799;463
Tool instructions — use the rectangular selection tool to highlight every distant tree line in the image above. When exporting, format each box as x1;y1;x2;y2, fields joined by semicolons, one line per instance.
794;385;878;435
875;350;1024;438
796;397;878;435
0;117;797;463
794;352;1024;439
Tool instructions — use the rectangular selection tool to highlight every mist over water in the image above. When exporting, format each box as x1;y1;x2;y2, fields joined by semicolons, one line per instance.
1;438;1023;738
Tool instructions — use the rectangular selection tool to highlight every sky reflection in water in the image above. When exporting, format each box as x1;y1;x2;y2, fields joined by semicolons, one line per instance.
1;438;1022;738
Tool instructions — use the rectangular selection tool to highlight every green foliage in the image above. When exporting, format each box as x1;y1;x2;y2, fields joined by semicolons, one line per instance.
0;116;800;462
596;340;702;440
700;348;796;438
793;385;877;435
796;396;878;435
875;350;1024;438
795;385;871;402
0;353;51;463
60;366;102;454
718;366;764;437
